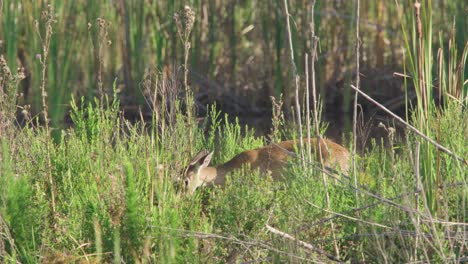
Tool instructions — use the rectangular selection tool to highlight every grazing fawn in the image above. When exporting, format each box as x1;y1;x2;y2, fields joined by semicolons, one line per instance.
182;138;350;194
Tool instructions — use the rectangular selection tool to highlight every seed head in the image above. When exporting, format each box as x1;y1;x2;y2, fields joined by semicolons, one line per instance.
174;5;196;42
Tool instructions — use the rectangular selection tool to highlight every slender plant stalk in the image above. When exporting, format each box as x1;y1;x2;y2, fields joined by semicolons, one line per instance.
266;224;342;262
175;6;196;151
34;5;56;217
96;18;109;105
113;227;121;264
94;217;103;263
283;0;305;168
309;0;340;258
119;0;133;95
304;54;311;165
309;2;323;174
413;142;421;262
352;0;361;207
310;45;326;178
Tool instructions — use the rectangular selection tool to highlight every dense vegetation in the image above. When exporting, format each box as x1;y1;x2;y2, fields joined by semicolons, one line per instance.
0;0;466;263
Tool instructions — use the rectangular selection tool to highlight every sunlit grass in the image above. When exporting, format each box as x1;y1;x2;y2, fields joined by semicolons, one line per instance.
0;0;466;262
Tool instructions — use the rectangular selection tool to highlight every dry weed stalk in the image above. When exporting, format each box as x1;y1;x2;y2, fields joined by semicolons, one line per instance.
306;0;340;258
117;0;133;96
309;7;326;181
34;4;57;218
269;95;284;142
352;0;361;207
283;0;304;168
174;5;195;104
95;17;111;104
0;55;25;133
174;5;196;148
305;54;312;164
266;224;342;263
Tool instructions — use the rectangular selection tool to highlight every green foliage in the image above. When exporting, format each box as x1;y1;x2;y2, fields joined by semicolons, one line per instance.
399;0;467;213
0;90;466;262
0;1;466;263
2;170;44;261
3;1;464;124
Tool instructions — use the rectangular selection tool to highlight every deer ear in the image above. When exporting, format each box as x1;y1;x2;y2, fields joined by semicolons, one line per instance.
184;150;213;177
189;149;210;166
199;151;214;169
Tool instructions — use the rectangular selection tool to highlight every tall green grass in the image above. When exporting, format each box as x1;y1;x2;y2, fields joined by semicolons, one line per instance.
399;0;467;214
3;1;464;126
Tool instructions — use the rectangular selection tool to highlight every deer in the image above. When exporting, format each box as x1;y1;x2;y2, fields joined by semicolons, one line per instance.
182;138;350;194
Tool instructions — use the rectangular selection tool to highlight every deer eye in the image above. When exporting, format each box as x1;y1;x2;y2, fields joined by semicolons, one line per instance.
184;179;189;189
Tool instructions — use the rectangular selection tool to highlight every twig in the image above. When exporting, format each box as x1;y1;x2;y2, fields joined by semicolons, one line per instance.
34;5;56;217
308;1;340;258
266;224;342;263
305;54;311;165
419;219;468;227
283;0;305;167
305;200;392;230
352;0;361;207
119;0;133;95
306;189;419;230
159;227;315;262
413;142;421;261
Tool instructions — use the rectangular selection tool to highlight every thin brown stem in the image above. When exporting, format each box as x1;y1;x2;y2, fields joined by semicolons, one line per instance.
304;54;311;165
283;0;304;167
35;6;56;217
352;0;361;207
266;224;342;263
309;0;340;258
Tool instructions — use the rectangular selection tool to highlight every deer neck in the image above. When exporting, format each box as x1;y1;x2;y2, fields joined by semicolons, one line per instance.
199;167;224;186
